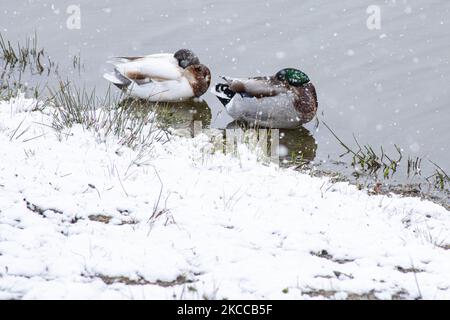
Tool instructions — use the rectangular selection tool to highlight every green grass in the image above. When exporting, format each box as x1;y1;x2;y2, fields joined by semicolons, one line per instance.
323;121;403;179
427;161;450;191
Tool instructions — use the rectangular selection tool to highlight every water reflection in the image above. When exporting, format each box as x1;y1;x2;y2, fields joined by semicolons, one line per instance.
226;120;317;162
119;98;212;129
279;127;317;162
118;97;317;163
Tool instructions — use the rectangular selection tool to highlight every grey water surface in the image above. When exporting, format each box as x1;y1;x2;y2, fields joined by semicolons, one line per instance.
1;0;449;175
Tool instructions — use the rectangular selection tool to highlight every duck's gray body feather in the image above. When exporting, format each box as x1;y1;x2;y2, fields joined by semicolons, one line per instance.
226;92;303;129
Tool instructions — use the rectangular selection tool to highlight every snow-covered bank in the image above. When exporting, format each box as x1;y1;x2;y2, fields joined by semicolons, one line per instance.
0;95;449;300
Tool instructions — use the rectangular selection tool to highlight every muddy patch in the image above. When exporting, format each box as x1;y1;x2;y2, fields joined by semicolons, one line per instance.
93;274;194;287
310;250;355;264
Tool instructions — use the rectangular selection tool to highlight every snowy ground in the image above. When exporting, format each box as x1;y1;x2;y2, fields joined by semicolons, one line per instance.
0;95;449;300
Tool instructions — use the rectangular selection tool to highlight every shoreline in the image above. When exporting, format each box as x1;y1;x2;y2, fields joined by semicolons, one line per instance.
0;94;449;299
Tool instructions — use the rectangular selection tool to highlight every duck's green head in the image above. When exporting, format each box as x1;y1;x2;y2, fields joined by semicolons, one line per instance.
275;68;310;87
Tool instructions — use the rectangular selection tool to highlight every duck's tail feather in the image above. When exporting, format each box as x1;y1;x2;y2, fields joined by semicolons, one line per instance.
103;68;132;89
220;75;239;84
211;83;236;106
106;56;143;65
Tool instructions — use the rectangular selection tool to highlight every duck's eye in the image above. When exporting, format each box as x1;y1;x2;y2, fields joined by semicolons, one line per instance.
276;71;287;81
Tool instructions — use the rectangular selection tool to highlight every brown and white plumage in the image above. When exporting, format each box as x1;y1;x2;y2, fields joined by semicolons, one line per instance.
103;50;211;102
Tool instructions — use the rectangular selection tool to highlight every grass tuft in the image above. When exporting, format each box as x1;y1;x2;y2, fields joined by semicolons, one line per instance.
323;121;402;178
46;81;169;151
0;32;56;100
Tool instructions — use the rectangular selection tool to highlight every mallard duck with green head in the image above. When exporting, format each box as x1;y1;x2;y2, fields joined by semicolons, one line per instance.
211;68;318;129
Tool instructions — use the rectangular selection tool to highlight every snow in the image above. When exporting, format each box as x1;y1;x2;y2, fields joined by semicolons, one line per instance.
0;94;449;300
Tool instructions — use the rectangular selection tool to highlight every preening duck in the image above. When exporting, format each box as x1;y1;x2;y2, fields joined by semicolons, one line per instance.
103;49;211;102
212;68;318;129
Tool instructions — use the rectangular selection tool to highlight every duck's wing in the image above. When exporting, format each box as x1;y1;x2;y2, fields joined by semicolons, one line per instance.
109;56;144;63
223;77;286;98
108;53;182;84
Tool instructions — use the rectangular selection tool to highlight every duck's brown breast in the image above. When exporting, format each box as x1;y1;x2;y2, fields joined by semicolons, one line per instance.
292;82;318;124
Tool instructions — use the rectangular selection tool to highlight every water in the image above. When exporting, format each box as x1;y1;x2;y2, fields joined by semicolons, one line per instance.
1;0;449;176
